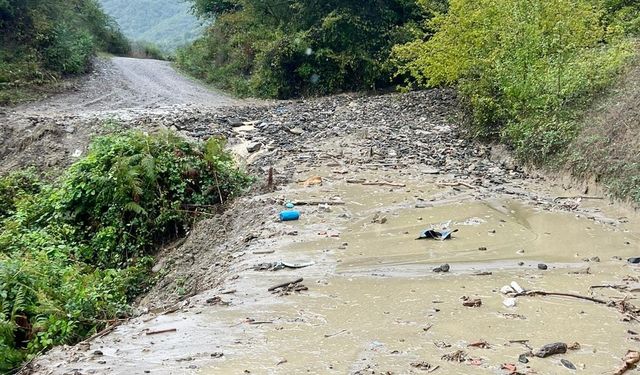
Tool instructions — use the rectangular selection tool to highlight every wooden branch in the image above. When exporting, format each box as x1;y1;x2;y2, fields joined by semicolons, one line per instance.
291;200;346;206
554;195;604;201
145;328;177;335
346;179;406;187
436;181;477;190
515;290;608;305
268;278;303;292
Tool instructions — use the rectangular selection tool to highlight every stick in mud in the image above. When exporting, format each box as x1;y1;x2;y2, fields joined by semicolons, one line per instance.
514;291;608;304
268;277;303;291
324;329;348;338
145;328;177;335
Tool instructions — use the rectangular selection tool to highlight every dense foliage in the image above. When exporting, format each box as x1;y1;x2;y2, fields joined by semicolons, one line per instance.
0;131;251;371
98;0;202;52
393;0;635;162
0;0;130;103
177;0;441;98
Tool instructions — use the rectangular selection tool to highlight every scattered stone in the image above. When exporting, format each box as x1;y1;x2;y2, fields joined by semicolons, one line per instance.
561;359;576;370
246;142;261;153
289;127;304;135
590;256;600;262
538;263;548;270
503;298;517;308
518;354;529;364
441;350;467;362
461;296;482;307
535;342;567;358
227;118;244;127
211;352;224;358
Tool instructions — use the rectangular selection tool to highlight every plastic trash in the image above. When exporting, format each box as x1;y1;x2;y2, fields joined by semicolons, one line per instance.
417;228;458;241
510;281;525;294
285;202;295;209
503;298;517;308
280;210;300;221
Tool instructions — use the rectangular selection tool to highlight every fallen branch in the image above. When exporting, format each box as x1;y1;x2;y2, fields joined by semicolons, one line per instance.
324;329;348;338
81;320;123;343
292;200;346;206
268;278;303;292
436;181;477;190
614;350;640;375
515;290;608;305
471;272;493;276
554;195;604;201
145;328;177;335
346;179;406;188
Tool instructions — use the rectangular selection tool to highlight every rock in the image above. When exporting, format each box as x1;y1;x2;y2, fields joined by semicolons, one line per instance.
440;263;450;272
628;257;640;264
246;142;262;153
590;256;600;262
535;342;567;358
503;298;517;307
561;359;576;370
228;118;244;127
289;127;304;135
538;263;548;270
518;354;529;364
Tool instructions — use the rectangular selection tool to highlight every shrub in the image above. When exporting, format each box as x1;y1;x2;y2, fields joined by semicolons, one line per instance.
0;131;251;371
43;25;95;75
177;0;432;98
393;0;634;161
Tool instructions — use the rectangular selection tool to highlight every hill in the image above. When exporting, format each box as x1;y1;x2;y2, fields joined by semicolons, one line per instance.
98;0;202;51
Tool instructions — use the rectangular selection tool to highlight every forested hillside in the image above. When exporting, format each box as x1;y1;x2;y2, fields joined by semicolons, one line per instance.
0;0;129;104
98;0;201;51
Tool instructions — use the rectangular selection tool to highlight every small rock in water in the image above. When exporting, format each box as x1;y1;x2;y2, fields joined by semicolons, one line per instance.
538;263;548;270
535;342;567;358
561;359;576;370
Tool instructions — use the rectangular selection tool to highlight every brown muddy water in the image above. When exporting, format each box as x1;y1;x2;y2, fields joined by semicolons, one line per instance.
200;176;640;374
39;172;640;375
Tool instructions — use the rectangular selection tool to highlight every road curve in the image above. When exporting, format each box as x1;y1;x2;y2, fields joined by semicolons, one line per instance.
14;56;237;115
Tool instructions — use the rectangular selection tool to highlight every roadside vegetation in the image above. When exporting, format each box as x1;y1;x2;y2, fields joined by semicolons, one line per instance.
179;0;639;203
0;0;130;104
176;0;447;98
0;131;251;371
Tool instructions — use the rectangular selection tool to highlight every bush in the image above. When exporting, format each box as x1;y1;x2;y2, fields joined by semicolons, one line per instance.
177;0;432;98
43;25;95;75
393;0;634;161
0;131;251;371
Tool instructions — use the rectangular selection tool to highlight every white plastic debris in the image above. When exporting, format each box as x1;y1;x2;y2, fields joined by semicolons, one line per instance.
503;298;517;308
510;281;525;294
500;285;515;295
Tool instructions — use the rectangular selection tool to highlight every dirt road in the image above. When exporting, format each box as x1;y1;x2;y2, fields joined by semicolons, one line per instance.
14;57;237;115
4;60;640;375
0;56;243;173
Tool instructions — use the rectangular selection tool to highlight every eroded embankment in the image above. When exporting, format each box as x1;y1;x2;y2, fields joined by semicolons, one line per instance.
26;90;640;375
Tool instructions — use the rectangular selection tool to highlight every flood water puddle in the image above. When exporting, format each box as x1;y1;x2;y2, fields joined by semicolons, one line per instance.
201;177;640;374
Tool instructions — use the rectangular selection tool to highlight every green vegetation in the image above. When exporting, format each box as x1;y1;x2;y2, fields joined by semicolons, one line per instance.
0;0;130;104
393;0;636;163
0;131;251;371
98;0;202;52
176;0;442;98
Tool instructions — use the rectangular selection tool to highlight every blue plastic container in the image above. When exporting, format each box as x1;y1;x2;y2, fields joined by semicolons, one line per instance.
279;210;300;221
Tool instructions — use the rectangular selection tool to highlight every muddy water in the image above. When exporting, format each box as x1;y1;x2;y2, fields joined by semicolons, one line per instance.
199;176;640;374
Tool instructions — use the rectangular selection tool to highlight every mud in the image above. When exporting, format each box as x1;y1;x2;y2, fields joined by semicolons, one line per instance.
5;57;640;375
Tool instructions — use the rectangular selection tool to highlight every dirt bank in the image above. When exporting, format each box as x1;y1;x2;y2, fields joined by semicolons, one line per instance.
20;87;640;374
